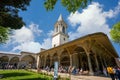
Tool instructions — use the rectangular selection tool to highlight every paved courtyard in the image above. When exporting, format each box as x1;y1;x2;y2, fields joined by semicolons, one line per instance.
71;75;111;80
39;70;111;80
59;73;111;80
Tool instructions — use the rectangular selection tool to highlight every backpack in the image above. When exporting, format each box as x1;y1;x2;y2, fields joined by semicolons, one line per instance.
107;67;115;74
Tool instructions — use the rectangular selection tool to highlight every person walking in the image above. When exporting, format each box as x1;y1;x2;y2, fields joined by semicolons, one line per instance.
115;67;120;80
107;66;115;80
103;67;108;77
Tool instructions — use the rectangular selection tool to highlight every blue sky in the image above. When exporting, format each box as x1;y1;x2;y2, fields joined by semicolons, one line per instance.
0;0;120;56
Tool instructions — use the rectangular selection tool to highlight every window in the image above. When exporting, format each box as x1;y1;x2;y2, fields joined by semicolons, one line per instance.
62;26;65;33
56;26;58;32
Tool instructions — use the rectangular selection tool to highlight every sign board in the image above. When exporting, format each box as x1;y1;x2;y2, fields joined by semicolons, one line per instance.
54;61;58;78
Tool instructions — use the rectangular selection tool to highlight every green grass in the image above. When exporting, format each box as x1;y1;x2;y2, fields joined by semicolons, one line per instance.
0;70;53;80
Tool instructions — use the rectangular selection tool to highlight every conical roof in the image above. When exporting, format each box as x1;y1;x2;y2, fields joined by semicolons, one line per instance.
58;14;63;21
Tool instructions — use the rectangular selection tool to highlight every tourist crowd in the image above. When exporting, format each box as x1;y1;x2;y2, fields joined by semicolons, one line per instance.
42;65;87;75
41;65;120;80
0;62;17;69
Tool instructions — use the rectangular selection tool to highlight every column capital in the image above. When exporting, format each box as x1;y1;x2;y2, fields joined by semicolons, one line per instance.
84;48;92;56
82;39;96;53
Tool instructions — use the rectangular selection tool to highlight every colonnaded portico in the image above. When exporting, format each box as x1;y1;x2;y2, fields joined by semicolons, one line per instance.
37;32;119;75
0;14;119;76
37;15;119;75
0;51;37;69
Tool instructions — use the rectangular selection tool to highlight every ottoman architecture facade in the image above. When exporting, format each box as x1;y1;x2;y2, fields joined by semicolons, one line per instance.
0;51;37;69
0;14;119;75
37;15;119;75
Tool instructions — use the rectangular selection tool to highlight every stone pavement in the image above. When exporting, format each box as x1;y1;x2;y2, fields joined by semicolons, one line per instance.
46;71;111;80
58;73;111;80
32;69;111;80
71;75;111;80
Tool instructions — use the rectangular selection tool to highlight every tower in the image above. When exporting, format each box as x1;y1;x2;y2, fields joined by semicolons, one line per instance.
52;14;69;47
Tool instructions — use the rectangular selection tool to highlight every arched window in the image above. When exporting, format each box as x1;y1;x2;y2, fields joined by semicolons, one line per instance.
62;26;65;33
56;26;58;32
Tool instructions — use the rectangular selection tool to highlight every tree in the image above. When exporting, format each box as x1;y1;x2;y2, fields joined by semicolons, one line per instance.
0;0;31;43
0;26;9;43
110;22;120;44
0;0;31;29
44;0;92;13
0;0;91;43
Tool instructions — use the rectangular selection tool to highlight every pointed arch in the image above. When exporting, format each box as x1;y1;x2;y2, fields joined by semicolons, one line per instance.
20;55;35;69
0;56;9;63
60;50;70;66
46;55;50;67
9;57;19;64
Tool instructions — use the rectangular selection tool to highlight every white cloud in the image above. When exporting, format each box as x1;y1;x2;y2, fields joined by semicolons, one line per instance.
12;26;34;43
47;30;54;37
11;23;52;53
29;23;43;36
41;38;52;49
68;1;120;40
41;30;53;49
12;41;41;53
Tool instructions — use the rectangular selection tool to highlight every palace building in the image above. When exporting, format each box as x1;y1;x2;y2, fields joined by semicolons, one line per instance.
0;14;119;75
0;51;37;69
37;14;119;75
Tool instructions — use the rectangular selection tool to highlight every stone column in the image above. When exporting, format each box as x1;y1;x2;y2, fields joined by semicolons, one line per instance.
87;53;94;75
102;53;107;67
44;56;47;68
103;57;107;67
79;55;82;68
58;56;60;65
99;54;104;69
50;57;53;67
75;53;79;68
70;55;72;66
6;58;10;69
37;55;41;72
82;40;95;75
94;54;99;71
36;55;40;69
17;57;21;69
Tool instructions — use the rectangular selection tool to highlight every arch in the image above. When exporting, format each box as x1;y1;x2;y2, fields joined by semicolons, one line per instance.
9;57;19;64
49;53;59;67
73;46;88;70
60;50;70;66
0;56;9;63
53;53;58;62
21;55;35;63
20;55;35;69
46;55;50;67
0;56;9;69
73;46;85;54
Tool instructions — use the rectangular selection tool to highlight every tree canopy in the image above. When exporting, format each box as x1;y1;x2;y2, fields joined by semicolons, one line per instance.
0;0;31;43
0;26;9;43
110;22;120;45
0;0;91;43
44;0;92;13
0;0;31;29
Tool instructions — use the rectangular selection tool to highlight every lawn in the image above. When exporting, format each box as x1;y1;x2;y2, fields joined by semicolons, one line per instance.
0;69;53;80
